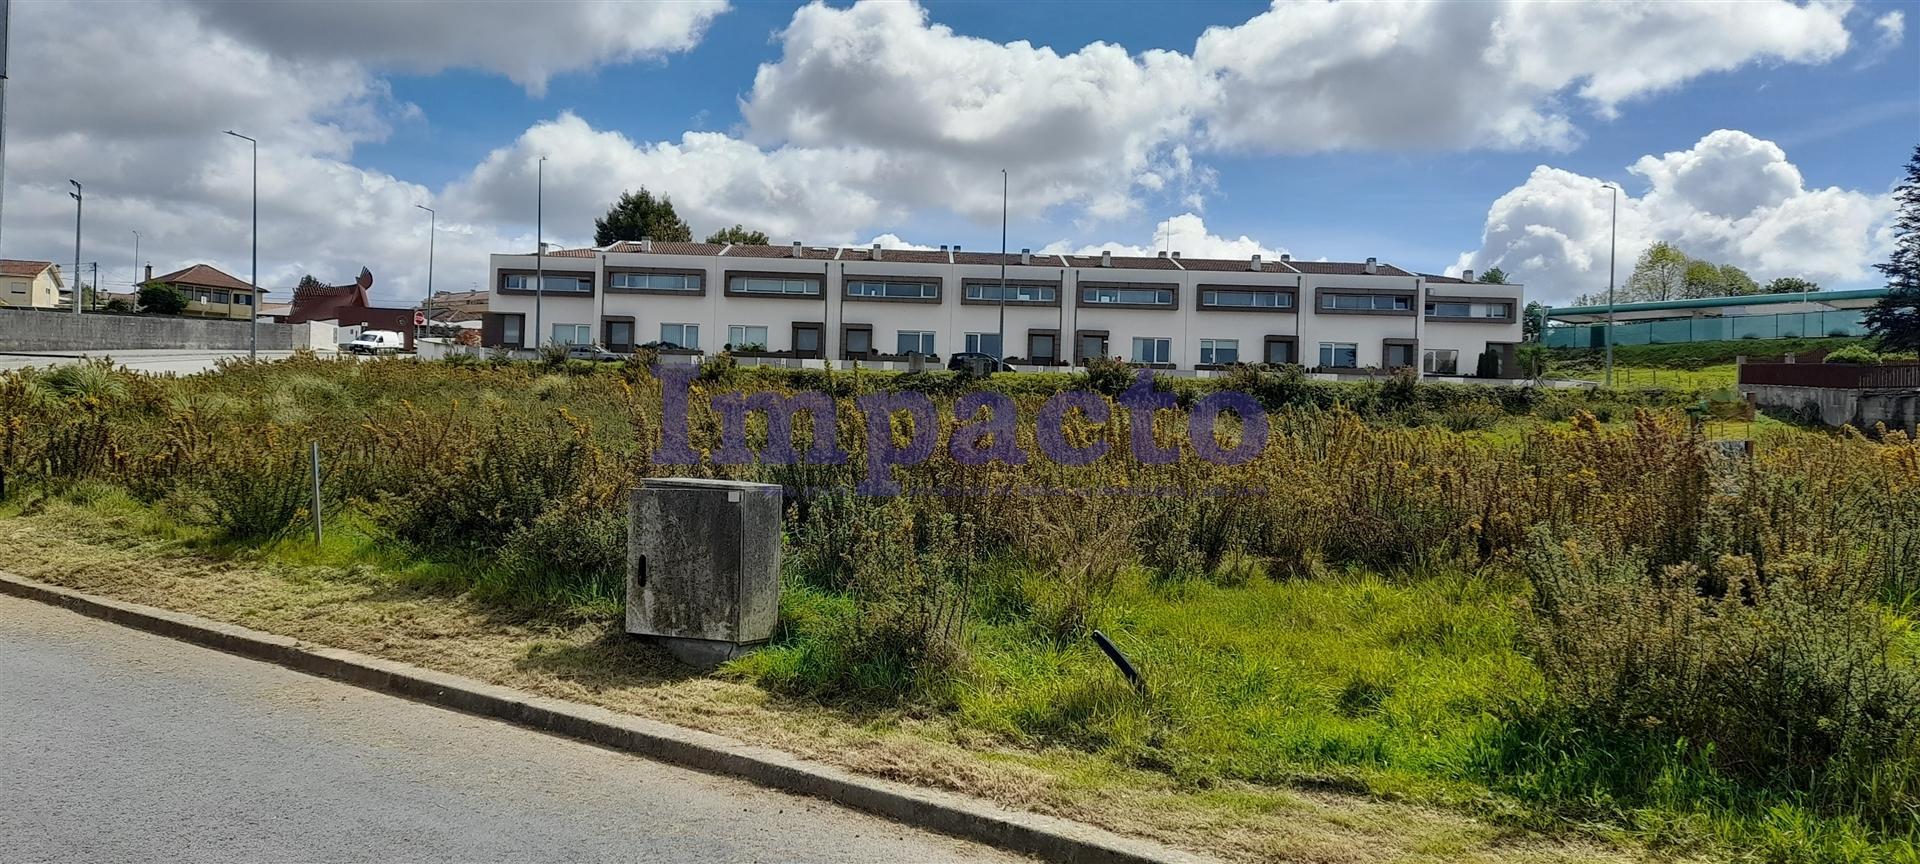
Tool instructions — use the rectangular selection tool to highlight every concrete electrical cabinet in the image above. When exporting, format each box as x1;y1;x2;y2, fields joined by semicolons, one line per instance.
626;478;783;668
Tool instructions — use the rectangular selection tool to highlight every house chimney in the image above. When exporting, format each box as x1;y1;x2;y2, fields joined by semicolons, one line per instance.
939;244;949;252
1461;269;1473;282
1280;253;1291;263
791;241;803;258
954;244;962;252
1020;248;1031;265
1364;257;1378;274
871;243;883;261
144;264;153;283
1157;250;1167;258
640;236;653;253
1170;251;1180;260
1100;250;1112;267
1249;254;1261;271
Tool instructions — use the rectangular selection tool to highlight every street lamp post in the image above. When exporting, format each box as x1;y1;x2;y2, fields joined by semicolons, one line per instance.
130;229;140;299
67;180;80;314
1600;182;1618;389
996;168;1007;365
415;204;435;339
534;155;546;352
224;130;258;360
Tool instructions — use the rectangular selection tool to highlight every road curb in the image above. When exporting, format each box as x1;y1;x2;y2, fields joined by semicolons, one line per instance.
0;573;1208;864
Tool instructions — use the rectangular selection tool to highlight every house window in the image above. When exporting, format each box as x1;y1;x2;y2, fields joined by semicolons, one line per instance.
6;280;25;294
501;316;523;347
846;280;937;299
1264;338;1294;365
964;333;1002;356
1201;290;1290;309
1423;349;1460;375
1484;303;1512;318
965;283;1056;302
1426;301;1471;317
1028;332;1057;363
727;325;769;350
661;323;700;349
505;274;591;293
234;293;253;306
552;323;591;345
897;330;935;355
1319;342;1358;368
610;272;699;291
606;320;634;348
1199;338;1239;365
1084;286;1173;306
730;276;820;295
1384;342;1416;368
1323;293;1409;311
844;326;872;357
210;290;231;304
1131;337;1170;364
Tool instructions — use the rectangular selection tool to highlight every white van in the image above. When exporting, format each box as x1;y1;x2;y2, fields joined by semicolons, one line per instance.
347;330;407;355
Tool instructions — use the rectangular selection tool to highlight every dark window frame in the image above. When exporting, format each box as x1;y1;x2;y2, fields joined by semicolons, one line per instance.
842;274;942;304
1313;286;1415;317
723;270;825;299
497;268;596;296
1076;280;1180;311
960;278;1062;307
605;267;707;296
1196;284;1297;313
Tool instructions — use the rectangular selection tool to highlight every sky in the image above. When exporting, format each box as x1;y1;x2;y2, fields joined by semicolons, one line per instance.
3;0;1915;308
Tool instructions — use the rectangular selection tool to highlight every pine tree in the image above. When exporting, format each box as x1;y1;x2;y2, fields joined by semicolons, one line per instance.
593;189;692;246
1865;145;1920;352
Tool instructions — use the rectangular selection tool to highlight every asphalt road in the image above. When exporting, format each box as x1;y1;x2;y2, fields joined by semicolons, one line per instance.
0;594;1021;864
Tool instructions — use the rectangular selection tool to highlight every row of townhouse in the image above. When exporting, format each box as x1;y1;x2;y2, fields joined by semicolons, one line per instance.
483;241;1526;376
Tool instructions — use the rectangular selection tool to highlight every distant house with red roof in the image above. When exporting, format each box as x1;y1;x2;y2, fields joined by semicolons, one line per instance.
283;267;416;351
147;263;264;320
1;259;63;309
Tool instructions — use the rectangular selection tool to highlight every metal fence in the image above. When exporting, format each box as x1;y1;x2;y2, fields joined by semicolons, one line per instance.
1545;309;1868;349
1738;362;1920;390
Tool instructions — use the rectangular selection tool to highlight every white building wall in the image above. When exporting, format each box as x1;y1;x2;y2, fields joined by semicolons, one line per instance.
485;249;1525;375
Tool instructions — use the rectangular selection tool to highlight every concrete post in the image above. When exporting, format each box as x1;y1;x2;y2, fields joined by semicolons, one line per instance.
626;478;782;668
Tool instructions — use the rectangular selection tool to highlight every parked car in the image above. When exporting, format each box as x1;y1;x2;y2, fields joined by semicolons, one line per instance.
565;344;623;362
947;351;1013;374
346;330;407;355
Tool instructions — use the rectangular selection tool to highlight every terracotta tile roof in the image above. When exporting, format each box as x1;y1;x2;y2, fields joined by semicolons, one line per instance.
540;247;598;258
0;259;56;281
1059;254;1180;271
1174;256;1295;273
152;263;258;293
422;289;490;322
1420;273;1471;284
950;251;1069;267
1287;260;1414;277
604;241;728;256
719;243;839;260
839;247;953;264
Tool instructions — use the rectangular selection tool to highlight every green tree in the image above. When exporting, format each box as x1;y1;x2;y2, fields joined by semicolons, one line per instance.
297;274;326;291
705;224;769;246
1623;241;1690;302
1680;259;1758;298
594;189;692;246
137;282;188;315
1866;145;1920;352
1476;267;1508;284
1762;276;1820;295
1522;300;1545;343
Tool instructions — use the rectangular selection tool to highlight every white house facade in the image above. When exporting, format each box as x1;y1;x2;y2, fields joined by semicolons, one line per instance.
483;241;1525;376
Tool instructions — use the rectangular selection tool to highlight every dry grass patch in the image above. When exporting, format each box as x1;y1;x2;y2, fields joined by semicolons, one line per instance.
0;500;1649;864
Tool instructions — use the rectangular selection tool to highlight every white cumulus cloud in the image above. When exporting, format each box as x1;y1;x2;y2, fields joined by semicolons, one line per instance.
1454;130;1892;304
1040;213;1286;260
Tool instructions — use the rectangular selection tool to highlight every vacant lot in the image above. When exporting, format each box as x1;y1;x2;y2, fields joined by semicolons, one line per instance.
3;355;1915;862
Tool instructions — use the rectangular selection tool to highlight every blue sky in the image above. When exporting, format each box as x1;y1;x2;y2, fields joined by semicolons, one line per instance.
9;0;1916;305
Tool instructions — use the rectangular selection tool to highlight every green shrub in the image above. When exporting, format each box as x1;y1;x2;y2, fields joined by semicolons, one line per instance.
377;411;601;554
495;497;627;609
1514;528;1920;826
188;431;329;542
1824;344;1882;364
1440;401;1503;432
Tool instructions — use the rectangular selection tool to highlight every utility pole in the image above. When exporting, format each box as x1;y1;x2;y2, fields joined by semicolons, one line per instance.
131;230;140;295
535;155;545;350
90;261;97;311
224;130;258;360
996;168;1007;365
416;204;434;339
1601;182;1618;389
67;180;80;313
0;0;11;262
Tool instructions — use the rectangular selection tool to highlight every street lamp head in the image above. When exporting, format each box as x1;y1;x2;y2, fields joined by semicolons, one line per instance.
68;179;81;193
415;204;434;214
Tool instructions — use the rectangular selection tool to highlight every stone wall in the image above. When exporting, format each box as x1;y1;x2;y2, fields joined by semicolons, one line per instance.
1741;382;1920;435
0;308;329;352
